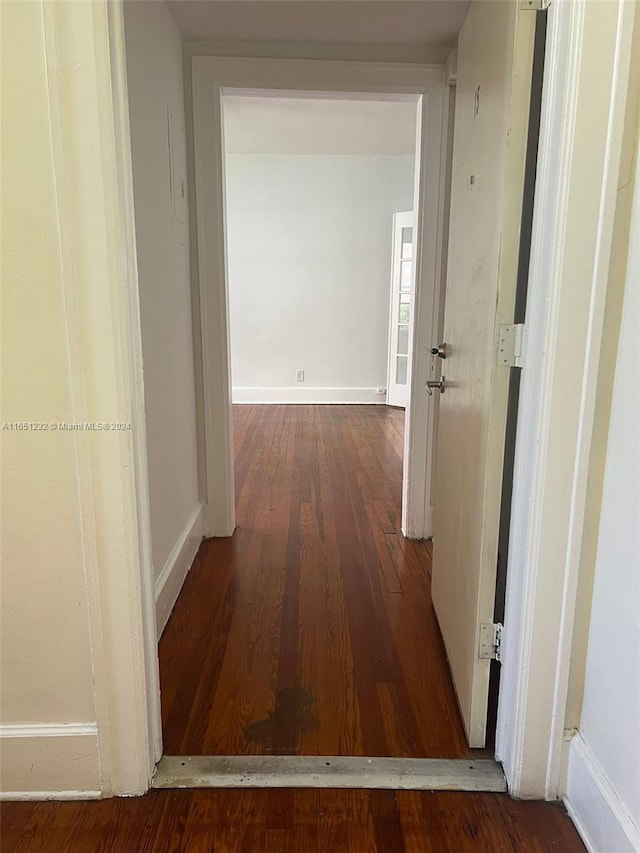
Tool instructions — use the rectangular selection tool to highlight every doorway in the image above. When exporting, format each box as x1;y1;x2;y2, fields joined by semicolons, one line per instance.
152;56;501;775
159;84;474;759
191;62;446;546
221;94;416;414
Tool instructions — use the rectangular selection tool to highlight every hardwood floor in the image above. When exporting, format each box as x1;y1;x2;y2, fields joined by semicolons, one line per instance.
0;404;586;852
160;404;477;757
0;789;585;851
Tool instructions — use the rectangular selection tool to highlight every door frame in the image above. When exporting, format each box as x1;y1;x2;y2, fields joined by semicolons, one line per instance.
87;0;635;799
189;57;448;540
495;0;636;799
38;0;162;798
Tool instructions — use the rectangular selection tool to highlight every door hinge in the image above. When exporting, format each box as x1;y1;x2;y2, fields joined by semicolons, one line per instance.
479;623;504;662
498;324;525;368
520;0;550;10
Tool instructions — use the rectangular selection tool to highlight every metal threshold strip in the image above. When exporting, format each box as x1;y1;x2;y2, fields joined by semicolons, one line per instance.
153;755;506;793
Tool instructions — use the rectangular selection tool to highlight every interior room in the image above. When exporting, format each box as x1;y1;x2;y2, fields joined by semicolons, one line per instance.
223;93;416;407
2;1;637;850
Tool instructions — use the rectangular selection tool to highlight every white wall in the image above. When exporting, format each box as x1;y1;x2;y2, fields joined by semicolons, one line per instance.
565;121;640;851
225;153;415;403
0;0;101;795
1;0;162;797
124;0;201;630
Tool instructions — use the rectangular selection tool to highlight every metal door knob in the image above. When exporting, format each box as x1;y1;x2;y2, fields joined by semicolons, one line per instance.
426;376;446;396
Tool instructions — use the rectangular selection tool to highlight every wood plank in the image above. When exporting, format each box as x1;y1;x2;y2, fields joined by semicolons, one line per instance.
0;790;586;851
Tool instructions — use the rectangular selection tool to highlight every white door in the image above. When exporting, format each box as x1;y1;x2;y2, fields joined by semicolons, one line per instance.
387;211;414;408
431;1;538;746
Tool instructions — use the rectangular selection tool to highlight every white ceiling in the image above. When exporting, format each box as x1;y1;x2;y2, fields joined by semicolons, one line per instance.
167;1;470;49
222;94;418;155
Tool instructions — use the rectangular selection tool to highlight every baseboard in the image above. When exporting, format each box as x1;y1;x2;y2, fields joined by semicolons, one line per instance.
0;722;100;798
1;790;101;801
232;387;387;404
155;503;203;636
564;732;640;852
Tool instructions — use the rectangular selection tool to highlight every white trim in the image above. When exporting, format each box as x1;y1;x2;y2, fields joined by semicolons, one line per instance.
155;504;204;635
190;55;447;540
445;50;457;86
105;0;163;776
496;0;637;799
0;791;102;802
232;387;388;405
496;0;583;797
0;724;100;797
542;0;636;800
0;723;98;739
403;76;450;539
565;733;640;853
40;0;160;795
154;755;506;792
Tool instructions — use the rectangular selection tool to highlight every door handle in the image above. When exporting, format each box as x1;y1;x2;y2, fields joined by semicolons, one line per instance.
425;376;446;396
430;342;447;359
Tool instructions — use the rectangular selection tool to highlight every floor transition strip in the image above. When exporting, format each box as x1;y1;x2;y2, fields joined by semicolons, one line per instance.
153;755;507;793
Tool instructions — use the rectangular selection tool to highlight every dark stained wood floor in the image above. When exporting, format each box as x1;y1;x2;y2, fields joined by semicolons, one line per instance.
1;789;585;852
0;405;586;852
159;405;477;757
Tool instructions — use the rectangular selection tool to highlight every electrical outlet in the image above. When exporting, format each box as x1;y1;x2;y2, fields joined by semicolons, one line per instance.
296;369;305;383
376;387;387;395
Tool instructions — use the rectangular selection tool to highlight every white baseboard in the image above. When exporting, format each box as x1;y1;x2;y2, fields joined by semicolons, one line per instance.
155;503;203;636
232;387;387;404
564;732;640;852
0;722;100;798
1;790;101;801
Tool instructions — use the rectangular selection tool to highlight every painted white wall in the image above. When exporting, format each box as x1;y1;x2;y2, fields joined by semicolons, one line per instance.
223;95;419;157
124;0;202;613
565;118;640;851
1;0;168;797
0;0;101;795
225;153;415;402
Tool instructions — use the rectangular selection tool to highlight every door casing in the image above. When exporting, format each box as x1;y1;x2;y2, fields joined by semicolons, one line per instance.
190;58;449;540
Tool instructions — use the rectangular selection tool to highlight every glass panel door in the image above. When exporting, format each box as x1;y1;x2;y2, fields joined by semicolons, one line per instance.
387;212;415;408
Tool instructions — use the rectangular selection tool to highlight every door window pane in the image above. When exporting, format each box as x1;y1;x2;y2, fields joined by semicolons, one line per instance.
397;325;409;356
400;260;412;292
401;227;413;259
398;293;410;324
396;355;408;385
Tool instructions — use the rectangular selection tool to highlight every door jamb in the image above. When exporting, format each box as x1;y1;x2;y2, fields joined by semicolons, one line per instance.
105;0;163;778
189;57;448;539
495;0;637;799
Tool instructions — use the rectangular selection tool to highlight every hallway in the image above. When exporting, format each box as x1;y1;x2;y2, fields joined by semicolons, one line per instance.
160;405;477;757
